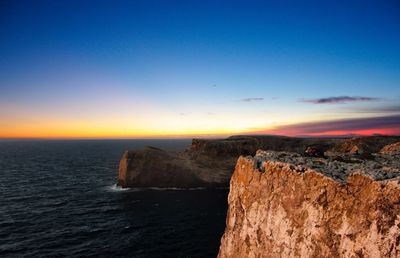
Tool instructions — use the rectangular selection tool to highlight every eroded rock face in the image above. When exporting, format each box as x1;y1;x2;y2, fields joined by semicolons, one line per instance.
118;146;234;188
330;136;400;155
118;146;206;188
218;150;400;258
381;142;400;155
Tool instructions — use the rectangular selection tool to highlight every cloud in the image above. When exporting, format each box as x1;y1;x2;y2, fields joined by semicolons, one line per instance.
300;96;380;104
252;115;400;136
241;97;264;102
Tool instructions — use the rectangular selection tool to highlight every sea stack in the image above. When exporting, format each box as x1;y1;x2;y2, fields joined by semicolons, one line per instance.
218;149;400;257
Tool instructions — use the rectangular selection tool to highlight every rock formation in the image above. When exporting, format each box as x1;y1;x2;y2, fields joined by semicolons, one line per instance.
118;146;235;188
118;135;400;188
381;142;400;155
218;150;400;258
330;136;400;155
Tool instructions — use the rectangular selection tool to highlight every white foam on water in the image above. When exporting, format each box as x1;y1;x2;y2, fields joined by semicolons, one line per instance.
105;183;226;192
106;184;131;192
106;185;209;192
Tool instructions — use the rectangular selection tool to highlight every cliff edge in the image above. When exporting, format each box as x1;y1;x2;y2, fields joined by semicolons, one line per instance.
218;149;400;258
117;136;400;188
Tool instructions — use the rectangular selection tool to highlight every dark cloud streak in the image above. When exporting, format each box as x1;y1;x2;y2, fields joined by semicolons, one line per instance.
274;115;400;134
300;96;380;104
241;97;264;102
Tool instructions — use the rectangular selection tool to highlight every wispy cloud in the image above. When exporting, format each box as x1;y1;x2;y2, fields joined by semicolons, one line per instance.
300;96;380;104
241;97;264;102
251;115;400;136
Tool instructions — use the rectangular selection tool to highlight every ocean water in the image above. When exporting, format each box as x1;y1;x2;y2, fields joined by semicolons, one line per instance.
0;140;229;258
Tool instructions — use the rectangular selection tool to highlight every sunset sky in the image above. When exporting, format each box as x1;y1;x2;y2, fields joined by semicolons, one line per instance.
1;0;400;138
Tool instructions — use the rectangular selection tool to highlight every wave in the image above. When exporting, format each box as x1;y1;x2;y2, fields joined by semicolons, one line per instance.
106;184;208;192
106;184;131;192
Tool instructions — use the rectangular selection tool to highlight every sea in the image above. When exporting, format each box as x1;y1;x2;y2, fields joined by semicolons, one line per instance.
0;139;229;258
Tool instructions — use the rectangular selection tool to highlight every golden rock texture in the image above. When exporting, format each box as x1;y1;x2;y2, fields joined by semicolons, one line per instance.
381;142;400;155
218;151;400;258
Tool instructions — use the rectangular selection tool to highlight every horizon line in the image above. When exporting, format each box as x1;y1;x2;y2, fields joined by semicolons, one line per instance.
1;133;399;141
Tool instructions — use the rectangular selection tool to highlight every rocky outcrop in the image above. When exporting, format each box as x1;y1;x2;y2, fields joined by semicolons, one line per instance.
119;146;207;188
330;136;400;155
381;142;400;155
218;150;400;258
117;135;400;188
118;146;235;188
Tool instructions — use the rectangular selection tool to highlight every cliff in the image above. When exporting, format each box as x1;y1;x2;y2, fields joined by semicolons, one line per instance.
118;146;235;188
117;135;400;188
218;150;400;258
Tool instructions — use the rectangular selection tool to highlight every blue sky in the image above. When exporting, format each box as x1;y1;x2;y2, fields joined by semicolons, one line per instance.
1;0;399;138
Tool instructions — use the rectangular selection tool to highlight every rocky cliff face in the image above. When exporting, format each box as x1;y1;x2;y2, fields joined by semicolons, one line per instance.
381;142;400;155
218;150;400;258
118;135;400;188
118;145;235;188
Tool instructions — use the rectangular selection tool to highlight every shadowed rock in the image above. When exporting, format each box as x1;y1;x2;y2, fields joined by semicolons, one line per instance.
118;144;239;188
118;146;209;188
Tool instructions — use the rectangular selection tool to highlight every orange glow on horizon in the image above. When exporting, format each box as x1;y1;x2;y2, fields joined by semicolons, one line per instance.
1;113;399;139
1;126;399;139
0;124;240;139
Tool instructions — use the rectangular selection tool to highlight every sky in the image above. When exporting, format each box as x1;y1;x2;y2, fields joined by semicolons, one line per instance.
1;0;400;138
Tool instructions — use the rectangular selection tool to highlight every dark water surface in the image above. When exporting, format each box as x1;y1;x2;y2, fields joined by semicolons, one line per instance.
0;140;228;257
